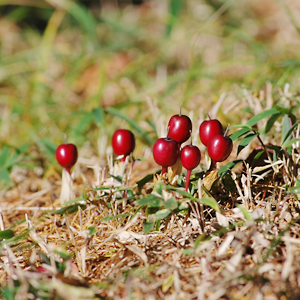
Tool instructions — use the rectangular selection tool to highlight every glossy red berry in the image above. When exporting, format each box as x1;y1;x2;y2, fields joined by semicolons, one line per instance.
167;109;192;145
56;143;78;174
181;145;201;170
153;137;179;174
207;134;233;162
199;119;223;146
112;129;135;160
181;144;201;190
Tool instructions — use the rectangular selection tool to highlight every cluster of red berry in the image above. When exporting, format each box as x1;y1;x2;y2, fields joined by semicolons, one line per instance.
199;116;233;165
55;110;232;191
152;110;233;190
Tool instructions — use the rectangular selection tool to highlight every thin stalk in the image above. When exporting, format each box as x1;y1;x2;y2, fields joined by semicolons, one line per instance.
185;169;191;191
162;167;167;174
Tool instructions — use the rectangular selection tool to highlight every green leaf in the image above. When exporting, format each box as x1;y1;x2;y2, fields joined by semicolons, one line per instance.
54;250;73;260
281;121;300;145
101;213;130;221
39;251;51;265
88;227;96;236
154;181;165;195
264;112;282;134
197;197;220;212
50;204;85;215
282;138;300;149
237;205;253;221
194;234;206;249
273;105;291;114
153;208;171;220
137;195;164;208
92;107;105;127
182;248;194;255
162;274;174;293
0;229;14;240
218;160;243;176
230;127;252;141
281;114;292;145
105;107;155;145
3;288;16;300
246;108;279;127
109;174;123;183
165;186;193;198
164;197;178;210
38;139;57;157
237;133;258;155
0;146;11;168
166;0;182;37
137;173;153;193
0;169;13;187
143;221;155;234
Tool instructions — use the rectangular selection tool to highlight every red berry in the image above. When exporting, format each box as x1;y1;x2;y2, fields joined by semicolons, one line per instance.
199;119;223;146
112;129;135;158
168;112;192;145
56;143;78;173
181;145;201;170
207;134;233;162
153;137;179;171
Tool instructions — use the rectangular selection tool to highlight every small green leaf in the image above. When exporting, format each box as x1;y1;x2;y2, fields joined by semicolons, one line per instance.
137;173;153;193
3;287;16;300
153;181;165;195
194;234;206;249
281;114;292;145
164;197;178;210
237;133;258;155
54;250;73;260
88;227;96;236
182;248;194;255
0;229;14;240
281;121;300;145
197;197;220;212
153;208;171;220
282;138;300;149
39;251;51;265
109;174;123;183
0;169;13;187
101;213;130;221
162;274;174;293
143;221;155;234
246;108;279;127
137;194;164;208
273;105;291;114
50;204;85;215
0;146;11;168
92;107;105;127
230;127;252;141
218;160;243;176
264;112;282;134
237;205;253;221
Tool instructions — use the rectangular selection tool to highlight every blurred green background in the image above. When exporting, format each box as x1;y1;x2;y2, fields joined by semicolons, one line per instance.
1;0;300;186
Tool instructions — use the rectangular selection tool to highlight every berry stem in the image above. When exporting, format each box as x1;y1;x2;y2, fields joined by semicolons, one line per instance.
224;124;230;137
209;159;217;171
185;169;192;191
66;167;71;174
179;103;182;116
64;133;67;144
162;167;167;175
